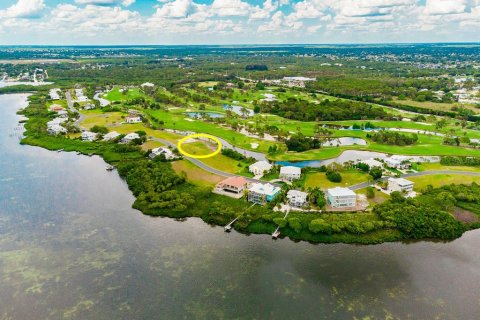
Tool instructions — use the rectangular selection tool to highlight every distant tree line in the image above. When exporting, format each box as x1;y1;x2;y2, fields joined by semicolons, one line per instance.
261;97;389;122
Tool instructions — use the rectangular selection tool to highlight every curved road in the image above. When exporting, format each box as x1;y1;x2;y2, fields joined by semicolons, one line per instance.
65;91;85;129
150;137;279;186
349;170;480;191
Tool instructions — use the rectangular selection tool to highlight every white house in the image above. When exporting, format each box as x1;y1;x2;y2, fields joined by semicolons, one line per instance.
149;147;175;160
81;131;97;142
388;178;414;194
327;187;357;209
249;161;273;176
121;132;140;144
103;131;120;141
49;88;61;100
57;110;68;118
75;88;89;102
141;82;155;88
47;117;68;128
385;156;411;169
287;190;308;207
48;124;67;135
279;166;302;182
248;183;281;204
84;103;96;110
361;158;383;169
125;116;142;124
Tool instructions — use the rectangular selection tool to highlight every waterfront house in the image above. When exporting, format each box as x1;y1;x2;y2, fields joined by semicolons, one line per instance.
121;132;140;144
248;183;281;204
102;131;120;141
287;190;308;207
388;178;414;194
149;147;175;160
57;110;68;118
279;166;301;182
47;117;68;129
249;161;273;176
216;176;248;196
327;187;357;208
49;88;61;100
81;131;97;142
47;124;67;135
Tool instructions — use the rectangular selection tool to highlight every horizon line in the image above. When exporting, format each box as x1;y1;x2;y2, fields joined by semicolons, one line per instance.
1;42;480;47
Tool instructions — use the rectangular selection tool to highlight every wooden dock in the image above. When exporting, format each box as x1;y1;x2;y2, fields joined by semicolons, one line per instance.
224;203;256;232
271;210;290;239
272;227;281;239
224;217;239;232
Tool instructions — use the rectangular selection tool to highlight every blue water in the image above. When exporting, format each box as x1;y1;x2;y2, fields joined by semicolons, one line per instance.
185;111;224;118
2;94;480;319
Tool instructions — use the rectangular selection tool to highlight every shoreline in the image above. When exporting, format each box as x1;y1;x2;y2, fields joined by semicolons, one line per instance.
12;91;480;245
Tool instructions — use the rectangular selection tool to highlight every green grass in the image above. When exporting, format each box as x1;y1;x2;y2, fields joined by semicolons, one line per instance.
392;98;478;113
104;87;149;102
416;163;480;173
81;110;125;128
304;169;370;190
409;174;480;191
171;160;223;187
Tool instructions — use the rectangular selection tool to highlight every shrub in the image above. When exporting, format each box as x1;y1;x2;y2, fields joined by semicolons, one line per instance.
326;171;342;183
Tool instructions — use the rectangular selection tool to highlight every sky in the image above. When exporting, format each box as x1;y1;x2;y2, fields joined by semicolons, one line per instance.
0;0;479;45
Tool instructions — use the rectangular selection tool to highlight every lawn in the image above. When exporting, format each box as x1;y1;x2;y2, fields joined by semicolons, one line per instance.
147;109;277;153
171;160;223;187
392;98;478;113
81;110;125;128
104;87;149;102
356;188;389;206
409;174;480;191
416;162;480;173
304;169;370;190
181;141;249;174
141;140;165;151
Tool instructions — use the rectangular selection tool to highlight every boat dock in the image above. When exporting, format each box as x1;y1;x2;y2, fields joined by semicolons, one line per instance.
224;203;256;232
271;210;290;239
224;217;239;232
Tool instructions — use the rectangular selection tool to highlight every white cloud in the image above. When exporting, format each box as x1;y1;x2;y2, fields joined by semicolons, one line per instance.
424;0;468;15
0;0;45;19
154;0;197;18
1;0;480;44
211;0;252;17
75;0;136;6
48;4;142;35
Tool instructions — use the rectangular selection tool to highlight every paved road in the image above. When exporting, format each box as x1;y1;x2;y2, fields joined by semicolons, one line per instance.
349;170;480;191
150;137;279;186
65;91;85;129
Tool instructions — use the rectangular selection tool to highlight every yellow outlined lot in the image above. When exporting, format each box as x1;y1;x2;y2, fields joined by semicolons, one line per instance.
177;133;222;159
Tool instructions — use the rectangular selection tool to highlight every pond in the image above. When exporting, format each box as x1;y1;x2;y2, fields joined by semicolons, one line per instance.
1;94;480;319
276;150;388;168
223;104;254;117
322;137;367;147
185;111;224;119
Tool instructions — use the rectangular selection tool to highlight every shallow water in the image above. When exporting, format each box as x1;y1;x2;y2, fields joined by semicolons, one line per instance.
1;94;480;319
186;111;224;119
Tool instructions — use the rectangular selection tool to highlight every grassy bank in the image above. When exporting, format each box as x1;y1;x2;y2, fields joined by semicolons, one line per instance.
16;91;480;245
